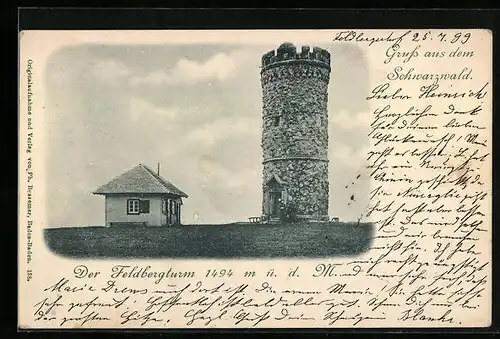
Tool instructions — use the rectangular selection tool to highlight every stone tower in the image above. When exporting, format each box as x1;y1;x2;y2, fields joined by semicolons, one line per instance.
261;42;331;222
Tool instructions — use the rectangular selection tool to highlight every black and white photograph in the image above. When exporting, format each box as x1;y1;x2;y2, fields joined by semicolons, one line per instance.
19;26;492;329
42;40;373;258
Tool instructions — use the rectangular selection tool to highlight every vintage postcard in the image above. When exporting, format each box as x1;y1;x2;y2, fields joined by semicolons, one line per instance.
18;29;492;328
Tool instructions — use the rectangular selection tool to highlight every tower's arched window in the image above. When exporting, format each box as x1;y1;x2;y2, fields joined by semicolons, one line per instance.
273;115;281;127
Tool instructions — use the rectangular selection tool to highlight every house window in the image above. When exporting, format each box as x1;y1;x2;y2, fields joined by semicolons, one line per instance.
139;200;150;214
127;199;149;214
127;199;139;215
273;115;280;127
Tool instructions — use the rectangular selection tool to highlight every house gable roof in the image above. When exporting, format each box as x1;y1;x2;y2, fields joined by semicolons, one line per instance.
93;164;188;197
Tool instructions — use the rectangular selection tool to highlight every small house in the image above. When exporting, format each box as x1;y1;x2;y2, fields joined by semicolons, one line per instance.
93;164;188;227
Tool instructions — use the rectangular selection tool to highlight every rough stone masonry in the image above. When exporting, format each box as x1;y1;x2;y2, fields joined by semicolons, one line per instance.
261;42;331;221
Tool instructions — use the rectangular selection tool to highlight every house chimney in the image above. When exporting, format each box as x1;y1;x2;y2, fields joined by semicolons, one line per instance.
157;162;160;175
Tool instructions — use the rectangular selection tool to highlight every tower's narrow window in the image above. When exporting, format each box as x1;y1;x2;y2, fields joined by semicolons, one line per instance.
273;115;280;127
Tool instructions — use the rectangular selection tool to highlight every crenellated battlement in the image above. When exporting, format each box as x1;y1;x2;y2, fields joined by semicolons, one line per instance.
261;42;331;71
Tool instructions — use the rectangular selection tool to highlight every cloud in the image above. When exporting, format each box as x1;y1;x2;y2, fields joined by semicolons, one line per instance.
330;142;353;161
197;154;258;189
128;97;178;123
129;50;248;86
329;142;369;168
185;116;260;146
329;110;371;130
91;59;130;86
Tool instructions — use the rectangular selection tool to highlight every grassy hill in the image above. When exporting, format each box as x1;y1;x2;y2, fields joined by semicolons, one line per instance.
44;221;373;259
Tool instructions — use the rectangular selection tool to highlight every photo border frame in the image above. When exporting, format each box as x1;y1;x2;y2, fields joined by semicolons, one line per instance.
11;7;500;336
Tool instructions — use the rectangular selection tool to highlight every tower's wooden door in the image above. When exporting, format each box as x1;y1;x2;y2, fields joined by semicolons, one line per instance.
270;191;281;218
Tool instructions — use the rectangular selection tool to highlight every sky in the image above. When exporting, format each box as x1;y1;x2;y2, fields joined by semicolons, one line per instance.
44;42;371;226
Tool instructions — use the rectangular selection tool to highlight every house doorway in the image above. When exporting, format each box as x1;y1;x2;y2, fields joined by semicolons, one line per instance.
162;198;181;226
